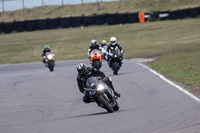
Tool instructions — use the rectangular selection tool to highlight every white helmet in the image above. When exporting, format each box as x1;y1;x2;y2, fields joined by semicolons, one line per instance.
91;39;96;45
110;37;117;45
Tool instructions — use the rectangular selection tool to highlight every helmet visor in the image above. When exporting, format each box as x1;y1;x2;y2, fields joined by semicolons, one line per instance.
78;69;85;74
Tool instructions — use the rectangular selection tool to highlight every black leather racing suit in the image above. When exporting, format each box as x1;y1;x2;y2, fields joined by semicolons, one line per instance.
77;67;119;103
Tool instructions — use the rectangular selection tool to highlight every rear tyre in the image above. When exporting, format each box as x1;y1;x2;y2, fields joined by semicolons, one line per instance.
98;95;113;113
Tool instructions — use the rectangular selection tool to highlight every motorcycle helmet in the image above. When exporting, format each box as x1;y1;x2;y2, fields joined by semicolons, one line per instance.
110;37;117;45
44;45;50;49
102;40;106;45
77;63;87;75
91;39;97;45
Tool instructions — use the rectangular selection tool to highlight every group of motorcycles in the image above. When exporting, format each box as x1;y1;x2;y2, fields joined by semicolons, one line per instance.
41;42;123;113
89;45;123;75
88;43;123;113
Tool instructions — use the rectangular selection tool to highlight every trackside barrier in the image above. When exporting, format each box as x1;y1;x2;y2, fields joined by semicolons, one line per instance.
14;21;26;32
25;20;37;31
106;13;118;25
95;14;106;25
37;19;48;30
2;22;14;33
48;18;60;29
83;16;94;26
128;12;139;23
0;6;200;34
0;22;2;33
117;13;128;24
60;17;71;28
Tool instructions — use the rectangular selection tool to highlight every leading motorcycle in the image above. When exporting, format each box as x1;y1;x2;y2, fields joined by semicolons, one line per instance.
44;52;55;72
84;76;119;113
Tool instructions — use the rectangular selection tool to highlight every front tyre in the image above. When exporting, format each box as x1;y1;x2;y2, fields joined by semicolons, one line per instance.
113;101;120;111
98;95;113;113
112;62;119;75
93;60;102;70
48;61;54;72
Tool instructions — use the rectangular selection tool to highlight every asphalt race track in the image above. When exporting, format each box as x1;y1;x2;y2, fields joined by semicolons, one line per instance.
1;59;200;133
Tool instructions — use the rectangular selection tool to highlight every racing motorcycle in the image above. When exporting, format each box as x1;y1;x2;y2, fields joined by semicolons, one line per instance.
44;52;55;72
89;49;102;70
108;47;123;75
85;76;119;113
101;45;108;61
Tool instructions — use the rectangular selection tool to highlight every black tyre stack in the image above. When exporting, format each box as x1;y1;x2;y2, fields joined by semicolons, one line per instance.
48;18;60;29
2;22;14;33
106;13;117;25
71;16;83;27
117;13;128;24
94;14;106;25
37;19;48;30
128;12;139;23
25;20;37;31
60;17;71;28
83;15;94;26
14;21;26;32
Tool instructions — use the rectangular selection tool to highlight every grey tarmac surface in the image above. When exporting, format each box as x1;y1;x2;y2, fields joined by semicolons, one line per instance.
0;59;200;133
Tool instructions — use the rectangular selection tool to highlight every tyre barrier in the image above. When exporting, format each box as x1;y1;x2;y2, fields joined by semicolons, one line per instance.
159;10;170;21
94;14;106;25
1;7;200;34
37;19;48;30
48;18;60;29
83;16;94;26
128;12;139;23
2;22;14;33
25;20;37;31
179;8;189;19
117;13;128;24
0;22;2;33
14;21;26;32
71;16;83;27
169;10;179;20
106;13;117;25
189;7;199;18
60;17;71;28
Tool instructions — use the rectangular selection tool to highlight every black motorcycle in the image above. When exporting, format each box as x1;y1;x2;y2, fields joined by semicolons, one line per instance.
44;52;55;72
108;48;123;75
85;76;119;113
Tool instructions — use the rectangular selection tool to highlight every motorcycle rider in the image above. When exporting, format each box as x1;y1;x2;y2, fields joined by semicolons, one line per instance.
87;39;101;58
107;37;124;67
100;40;108;60
76;63;121;103
42;45;52;64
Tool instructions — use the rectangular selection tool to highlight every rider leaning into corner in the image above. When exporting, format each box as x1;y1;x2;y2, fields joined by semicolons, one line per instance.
87;39;101;58
107;37;124;66
76;63;121;103
42;45;52;64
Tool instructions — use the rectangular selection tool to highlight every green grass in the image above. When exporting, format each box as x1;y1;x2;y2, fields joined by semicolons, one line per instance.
0;0;200;22
0;18;200;87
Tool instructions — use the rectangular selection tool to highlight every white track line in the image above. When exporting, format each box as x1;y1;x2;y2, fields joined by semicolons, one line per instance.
139;63;200;103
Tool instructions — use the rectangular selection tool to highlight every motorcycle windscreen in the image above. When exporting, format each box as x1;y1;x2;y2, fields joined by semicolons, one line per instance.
112;50;121;56
86;77;99;88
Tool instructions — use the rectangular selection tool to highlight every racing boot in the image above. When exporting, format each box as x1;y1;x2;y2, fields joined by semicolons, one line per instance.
113;90;121;97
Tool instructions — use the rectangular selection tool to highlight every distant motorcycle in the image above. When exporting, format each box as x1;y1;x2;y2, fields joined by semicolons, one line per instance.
84;76;119;113
101;45;108;61
108;47;123;75
89;49;102;70
44;52;55;72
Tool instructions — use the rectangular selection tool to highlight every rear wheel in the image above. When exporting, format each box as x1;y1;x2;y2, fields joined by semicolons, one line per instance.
98;95;113;113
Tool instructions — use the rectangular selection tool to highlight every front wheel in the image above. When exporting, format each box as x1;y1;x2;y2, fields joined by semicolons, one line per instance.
113;101;120;111
48;61;54;72
98;95;113;113
112;62;120;75
93;60;102;70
